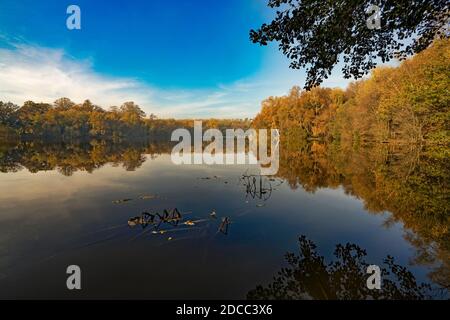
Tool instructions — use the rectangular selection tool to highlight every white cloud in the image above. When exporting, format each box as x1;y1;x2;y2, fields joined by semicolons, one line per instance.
0;42;352;118
0;44;157;109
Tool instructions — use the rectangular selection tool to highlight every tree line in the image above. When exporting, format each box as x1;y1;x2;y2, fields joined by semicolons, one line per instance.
0;99;250;141
252;39;449;150
0;99;149;141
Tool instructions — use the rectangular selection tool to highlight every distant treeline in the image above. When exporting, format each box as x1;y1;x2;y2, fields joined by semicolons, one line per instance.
0;99;250;141
252;39;449;148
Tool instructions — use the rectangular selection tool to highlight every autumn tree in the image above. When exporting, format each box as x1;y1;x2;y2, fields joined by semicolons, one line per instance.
253;38;450;146
16;101;52;135
120;101;146;124
0;101;19;126
54;97;75;111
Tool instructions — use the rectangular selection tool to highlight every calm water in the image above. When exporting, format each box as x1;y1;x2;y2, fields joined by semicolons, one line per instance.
0;140;448;299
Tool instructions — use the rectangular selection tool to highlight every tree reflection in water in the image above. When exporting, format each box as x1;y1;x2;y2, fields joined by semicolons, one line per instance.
0;138;448;293
247;236;447;300
239;174;283;203
274;137;450;291
0;139;173;176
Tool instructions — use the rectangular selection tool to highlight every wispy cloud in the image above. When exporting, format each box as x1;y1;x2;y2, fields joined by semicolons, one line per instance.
0;42;351;118
0;43;156;108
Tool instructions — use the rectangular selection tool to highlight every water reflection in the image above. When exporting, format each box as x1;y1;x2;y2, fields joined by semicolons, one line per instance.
0;140;172;175
239;174;283;203
248;236;440;300
275;138;449;291
218;217;231;235
0;138;448;298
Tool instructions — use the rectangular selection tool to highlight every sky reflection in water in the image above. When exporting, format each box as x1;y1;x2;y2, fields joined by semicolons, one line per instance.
0;142;446;299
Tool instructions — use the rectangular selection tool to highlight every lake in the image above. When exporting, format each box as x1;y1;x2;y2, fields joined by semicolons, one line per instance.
0;140;448;299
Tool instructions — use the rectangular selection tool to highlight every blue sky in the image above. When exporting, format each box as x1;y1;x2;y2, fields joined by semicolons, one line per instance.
0;0;351;118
